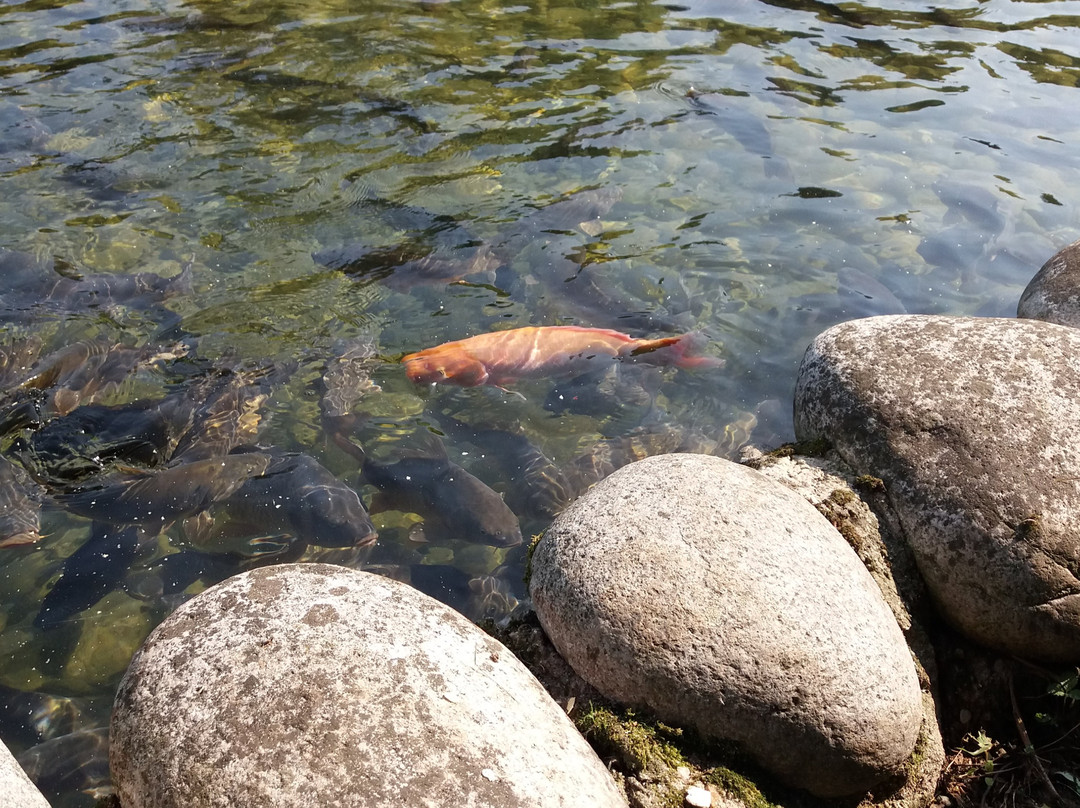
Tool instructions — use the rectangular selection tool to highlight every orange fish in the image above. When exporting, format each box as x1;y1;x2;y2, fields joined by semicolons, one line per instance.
402;325;719;387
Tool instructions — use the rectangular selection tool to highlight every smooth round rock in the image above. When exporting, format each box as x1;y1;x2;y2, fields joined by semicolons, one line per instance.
795;314;1080;661
1018;238;1080;326
530;453;922;798
111;563;626;808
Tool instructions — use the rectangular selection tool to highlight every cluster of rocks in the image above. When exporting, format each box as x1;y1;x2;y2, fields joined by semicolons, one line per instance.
10;238;1080;807
522;237;1080;805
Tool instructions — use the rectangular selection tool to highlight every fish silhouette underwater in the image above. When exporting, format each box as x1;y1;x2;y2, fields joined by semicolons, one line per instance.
34;522;145;632
432;413;572;521
181;449;378;553
337;427;522;550
361;450;523;549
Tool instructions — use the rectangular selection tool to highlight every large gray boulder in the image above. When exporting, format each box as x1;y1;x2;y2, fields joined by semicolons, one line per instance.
111;563;626;808
794;314;1080;661
746;450;945;808
0;739;50;808
1018;238;1080;326
529;453;922;798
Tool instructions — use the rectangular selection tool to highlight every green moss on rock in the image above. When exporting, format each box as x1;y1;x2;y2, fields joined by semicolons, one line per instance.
574;703;687;774
705;766;781;808
854;474;885;493
522;532;544;588
766;438;831;459
828;488;856;506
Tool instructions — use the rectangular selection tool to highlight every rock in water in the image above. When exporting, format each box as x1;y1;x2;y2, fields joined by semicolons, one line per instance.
110;563;626;808
1017;237;1080;327
529;453;922;798
794;314;1080;661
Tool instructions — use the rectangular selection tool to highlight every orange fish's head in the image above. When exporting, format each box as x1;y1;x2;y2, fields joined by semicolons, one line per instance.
402;346;489;387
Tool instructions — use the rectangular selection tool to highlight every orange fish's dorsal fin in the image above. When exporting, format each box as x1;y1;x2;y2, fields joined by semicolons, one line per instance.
623;333;725;370
625;336;682;357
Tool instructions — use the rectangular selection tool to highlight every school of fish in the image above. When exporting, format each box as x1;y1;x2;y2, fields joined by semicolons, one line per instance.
0;188;735;803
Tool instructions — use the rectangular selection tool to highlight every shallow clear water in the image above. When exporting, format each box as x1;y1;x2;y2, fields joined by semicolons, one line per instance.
2;0;1080;802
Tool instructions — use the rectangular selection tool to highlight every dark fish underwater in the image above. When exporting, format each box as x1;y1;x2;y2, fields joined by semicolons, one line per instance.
360;448;522;549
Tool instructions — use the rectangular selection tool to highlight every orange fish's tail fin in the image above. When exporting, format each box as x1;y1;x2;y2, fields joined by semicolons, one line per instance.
624;332;725;370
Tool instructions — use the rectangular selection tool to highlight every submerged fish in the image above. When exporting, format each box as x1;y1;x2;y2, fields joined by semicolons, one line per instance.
187;450;378;551
362;449;522;548
836;267;907;317
319;337;382;421
407;563;519;623
931;178;1005;235
562;423;718;497
169;368;270;463
0;249;191;317
35;523;145;631
0;455;44;547
18;399;190;484
55;453;272;526
318;338;383;464
0;684;87;749
0;338;188;430
125;543;308;604
15;339;117;395
402;325;719;388
518;186;623;235
124;549;254;602
434;414;572;520
543;363;660;435
44;261;192;312
498;187;694;333
315;241;500;289
0;335;43;390
16;726;112;803
686;88;792;181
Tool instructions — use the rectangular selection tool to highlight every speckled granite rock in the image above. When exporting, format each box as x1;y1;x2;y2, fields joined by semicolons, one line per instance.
111;563;626;808
746;450;945;808
794;314;1080;661
529;453;922;798
0;738;51;808
1018;238;1080;326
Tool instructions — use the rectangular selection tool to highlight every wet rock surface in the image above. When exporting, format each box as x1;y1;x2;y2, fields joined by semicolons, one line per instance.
110;562;626;808
794;314;1080;662
528;452;923;798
